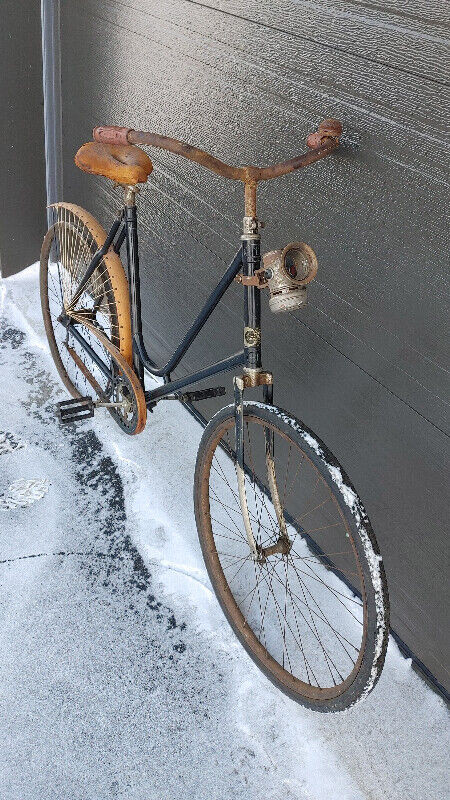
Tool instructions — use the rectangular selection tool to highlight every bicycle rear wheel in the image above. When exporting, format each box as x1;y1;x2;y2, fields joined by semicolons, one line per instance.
194;402;389;712
40;203;146;434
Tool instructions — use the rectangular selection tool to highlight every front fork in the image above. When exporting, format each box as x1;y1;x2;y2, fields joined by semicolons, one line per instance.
234;230;290;561
262;384;290;546
233;376;290;560
234;375;258;555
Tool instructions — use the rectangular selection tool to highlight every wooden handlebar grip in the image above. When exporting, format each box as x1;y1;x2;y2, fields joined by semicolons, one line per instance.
93;126;133;145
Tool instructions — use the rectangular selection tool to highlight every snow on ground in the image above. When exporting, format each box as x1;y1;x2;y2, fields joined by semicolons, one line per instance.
0;264;448;800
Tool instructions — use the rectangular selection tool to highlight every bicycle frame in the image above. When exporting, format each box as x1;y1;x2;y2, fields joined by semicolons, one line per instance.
66;117;343;411
67;189;267;409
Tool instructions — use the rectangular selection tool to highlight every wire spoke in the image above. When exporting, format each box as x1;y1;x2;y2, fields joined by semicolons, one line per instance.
269;561;360;657
45;217;118;398
288;556;359;662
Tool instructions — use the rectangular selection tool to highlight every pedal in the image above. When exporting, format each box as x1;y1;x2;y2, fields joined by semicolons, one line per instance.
180;386;226;402
56;396;95;424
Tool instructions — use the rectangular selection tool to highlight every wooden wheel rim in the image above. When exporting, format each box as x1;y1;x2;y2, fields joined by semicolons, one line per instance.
40;209;146;435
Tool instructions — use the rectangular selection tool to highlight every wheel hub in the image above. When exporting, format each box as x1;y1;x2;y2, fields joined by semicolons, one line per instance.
256;535;292;563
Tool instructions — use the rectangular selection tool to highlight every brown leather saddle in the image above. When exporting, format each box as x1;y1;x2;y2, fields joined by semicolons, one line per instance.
75;141;153;185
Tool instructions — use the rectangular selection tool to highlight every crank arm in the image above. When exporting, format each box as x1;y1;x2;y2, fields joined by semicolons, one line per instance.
95;400;128;409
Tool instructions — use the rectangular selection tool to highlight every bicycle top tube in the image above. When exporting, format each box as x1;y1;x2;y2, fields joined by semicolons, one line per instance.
92;118;342;184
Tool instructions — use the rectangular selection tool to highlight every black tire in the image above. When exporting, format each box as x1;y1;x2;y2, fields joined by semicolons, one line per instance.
194;402;389;712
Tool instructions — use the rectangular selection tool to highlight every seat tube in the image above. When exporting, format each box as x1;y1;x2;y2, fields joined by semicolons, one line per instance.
241;224;262;375
124;186;145;385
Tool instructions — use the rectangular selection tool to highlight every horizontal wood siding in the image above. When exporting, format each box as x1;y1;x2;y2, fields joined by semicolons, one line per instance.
60;0;450;691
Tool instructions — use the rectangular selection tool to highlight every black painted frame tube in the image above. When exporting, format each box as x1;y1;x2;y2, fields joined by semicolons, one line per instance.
132;247;244;378
125;204;145;384
70;214;123;307
146;351;245;403
66;323;113;381
68;212;249;405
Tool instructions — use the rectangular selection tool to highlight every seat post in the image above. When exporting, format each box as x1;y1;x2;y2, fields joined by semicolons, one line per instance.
244;181;257;217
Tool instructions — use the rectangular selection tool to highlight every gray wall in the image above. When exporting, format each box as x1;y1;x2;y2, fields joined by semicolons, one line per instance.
0;1;47;278
57;0;449;692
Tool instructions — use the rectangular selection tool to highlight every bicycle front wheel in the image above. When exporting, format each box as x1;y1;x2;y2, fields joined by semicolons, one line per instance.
194;402;389;712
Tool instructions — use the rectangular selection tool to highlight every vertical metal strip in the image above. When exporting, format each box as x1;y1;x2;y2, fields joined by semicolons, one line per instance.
41;0;63;222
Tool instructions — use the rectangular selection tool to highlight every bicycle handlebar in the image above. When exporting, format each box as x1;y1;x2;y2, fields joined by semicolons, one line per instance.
92;119;342;184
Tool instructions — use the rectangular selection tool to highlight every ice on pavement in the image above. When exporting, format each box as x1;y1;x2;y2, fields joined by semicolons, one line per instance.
0;264;448;800
0;478;50;509
0;431;26;456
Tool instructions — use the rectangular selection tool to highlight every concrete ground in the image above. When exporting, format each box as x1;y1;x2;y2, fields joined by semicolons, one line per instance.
0;266;448;800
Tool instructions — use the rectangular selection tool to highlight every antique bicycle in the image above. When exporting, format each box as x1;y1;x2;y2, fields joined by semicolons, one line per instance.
40;119;389;712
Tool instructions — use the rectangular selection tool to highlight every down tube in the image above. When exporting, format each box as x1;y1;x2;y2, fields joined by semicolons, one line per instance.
134;249;243;378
